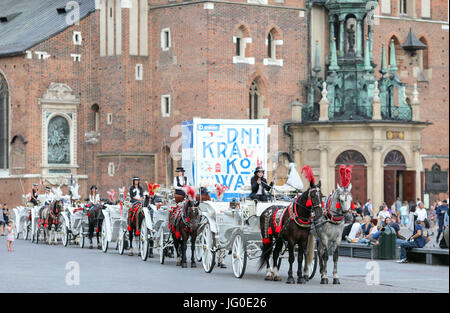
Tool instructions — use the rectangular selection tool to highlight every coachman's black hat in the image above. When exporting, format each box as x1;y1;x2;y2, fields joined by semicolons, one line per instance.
176;167;185;173
254;167;265;174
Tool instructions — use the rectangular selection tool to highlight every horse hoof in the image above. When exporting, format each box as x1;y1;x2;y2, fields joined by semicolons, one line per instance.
333;278;340;285
97;245;101;250
273;276;281;282
304;275;310;282
191;262;197;268
128;252;134;256
89;245;93;249
176;261;181;266
149;253;154;258
297;277;306;284
219;263;227;269
182;263;187;268
138;252;141;257
265;276;273;281
286;277;295;284
320;278;328;284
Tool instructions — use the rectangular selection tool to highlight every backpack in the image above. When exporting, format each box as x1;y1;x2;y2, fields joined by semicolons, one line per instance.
363;204;370;216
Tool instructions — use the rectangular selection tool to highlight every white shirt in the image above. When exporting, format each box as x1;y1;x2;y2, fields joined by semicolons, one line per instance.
369;226;378;235
415;208;427;221
348;222;362;240
377;210;391;221
132;188;141;200
89;194;100;204
173;176;189;190
44;192;54;203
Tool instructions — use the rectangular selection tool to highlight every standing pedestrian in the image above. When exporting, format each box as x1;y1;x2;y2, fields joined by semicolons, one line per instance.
0;204;5;235
377;205;391;224
428;204;437;236
395;197;402;214
6;220;15;252
436;200;448;243
363;199;373;218
2;204;9;232
399;201;409;227
415;202;429;228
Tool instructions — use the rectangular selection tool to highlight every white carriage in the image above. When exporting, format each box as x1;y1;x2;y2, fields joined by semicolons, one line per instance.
12;206;30;240
59;201;89;248
140;201;175;263
197;165;318;279
100;200;130;254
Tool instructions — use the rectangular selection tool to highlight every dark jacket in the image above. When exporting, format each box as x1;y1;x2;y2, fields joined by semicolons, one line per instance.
129;185;144;203
250;176;271;198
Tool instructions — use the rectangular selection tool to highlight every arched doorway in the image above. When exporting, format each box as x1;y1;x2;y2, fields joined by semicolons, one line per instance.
383;150;414;207
335;150;367;204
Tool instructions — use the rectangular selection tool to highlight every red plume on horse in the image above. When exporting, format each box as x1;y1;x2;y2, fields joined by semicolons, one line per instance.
146;182;161;196
338;164;353;188
301;165;315;184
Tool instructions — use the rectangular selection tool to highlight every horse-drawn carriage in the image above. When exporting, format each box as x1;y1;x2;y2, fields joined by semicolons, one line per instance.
100;200;130;254
139;189;174;262
60;200;90;248
196;185;318;279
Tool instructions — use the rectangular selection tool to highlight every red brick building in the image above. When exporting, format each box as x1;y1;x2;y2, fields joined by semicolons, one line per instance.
0;0;448;206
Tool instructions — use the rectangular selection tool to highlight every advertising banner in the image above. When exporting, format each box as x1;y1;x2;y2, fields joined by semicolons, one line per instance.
182;118;268;201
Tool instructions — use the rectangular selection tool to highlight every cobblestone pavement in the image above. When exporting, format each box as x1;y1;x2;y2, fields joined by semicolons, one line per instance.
0;236;448;293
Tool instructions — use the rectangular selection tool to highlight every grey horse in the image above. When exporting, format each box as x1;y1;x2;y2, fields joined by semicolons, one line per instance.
305;183;353;284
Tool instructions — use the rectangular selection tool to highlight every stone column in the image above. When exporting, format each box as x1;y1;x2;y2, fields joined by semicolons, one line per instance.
356;19;362;58
372;144;383;211
413;145;422;201
339;17;345;55
317;144;329;194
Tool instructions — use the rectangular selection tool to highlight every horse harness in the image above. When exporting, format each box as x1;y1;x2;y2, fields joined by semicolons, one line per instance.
169;201;199;239
264;190;319;242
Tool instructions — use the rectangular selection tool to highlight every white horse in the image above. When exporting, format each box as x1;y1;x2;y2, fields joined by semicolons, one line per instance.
305;165;354;284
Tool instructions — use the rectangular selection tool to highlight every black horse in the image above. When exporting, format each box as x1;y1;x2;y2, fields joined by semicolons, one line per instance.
258;178;323;284
86;203;105;249
127;200;145;256
169;199;201;268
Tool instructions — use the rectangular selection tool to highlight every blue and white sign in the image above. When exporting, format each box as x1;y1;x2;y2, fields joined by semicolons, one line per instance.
182;118;268;201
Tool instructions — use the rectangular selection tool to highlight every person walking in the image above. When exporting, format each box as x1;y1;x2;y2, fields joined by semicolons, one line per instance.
415;202;429;228
399;201;409;227
436;200;448;243
6;220;15;252
363;199;373;218
0;204;5;236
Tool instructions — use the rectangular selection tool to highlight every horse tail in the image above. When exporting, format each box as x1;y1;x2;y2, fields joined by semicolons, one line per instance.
305;233;315;267
257;240;274;271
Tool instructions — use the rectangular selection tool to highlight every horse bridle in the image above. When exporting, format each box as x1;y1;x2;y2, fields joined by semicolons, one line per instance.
288;186;322;228
327;189;352;224
182;201;200;232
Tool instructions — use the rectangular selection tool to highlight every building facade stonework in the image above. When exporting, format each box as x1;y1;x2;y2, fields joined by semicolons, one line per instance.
0;0;448;210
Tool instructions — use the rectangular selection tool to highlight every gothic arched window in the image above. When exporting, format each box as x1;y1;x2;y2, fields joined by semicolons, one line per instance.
249;80;260;119
0;73;9;169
